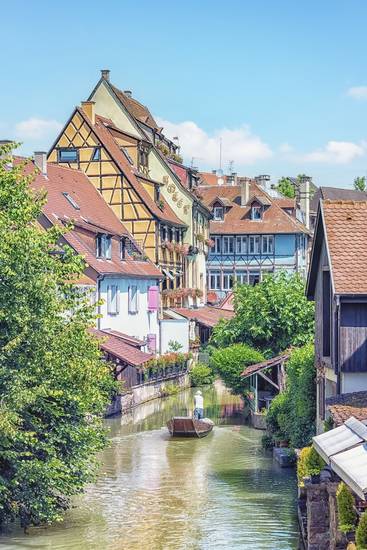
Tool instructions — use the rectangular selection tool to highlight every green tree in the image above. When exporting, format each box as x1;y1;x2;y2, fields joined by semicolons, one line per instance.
354;176;366;192
356;510;367;549
266;344;316;447
189;363;215;387
0;144;115;529
277;177;295;198
336;482;357;534
211;344;264;395
211;272;314;356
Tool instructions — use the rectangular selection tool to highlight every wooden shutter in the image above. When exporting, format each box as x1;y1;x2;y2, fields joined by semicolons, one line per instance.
148;286;159;311
147;333;157;353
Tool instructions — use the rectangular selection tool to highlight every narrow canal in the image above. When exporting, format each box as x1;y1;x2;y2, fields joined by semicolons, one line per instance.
0;382;300;550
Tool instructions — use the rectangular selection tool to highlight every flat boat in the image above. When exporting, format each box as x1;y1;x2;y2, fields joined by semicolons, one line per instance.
167;416;214;438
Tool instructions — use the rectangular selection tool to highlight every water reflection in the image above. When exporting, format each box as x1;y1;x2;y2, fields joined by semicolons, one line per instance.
0;381;299;550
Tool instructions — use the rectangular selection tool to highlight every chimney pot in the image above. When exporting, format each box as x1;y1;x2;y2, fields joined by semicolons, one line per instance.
255;174;271;189
34;151;47;176
124;90;132;98
81;101;95;125
101;69;110;81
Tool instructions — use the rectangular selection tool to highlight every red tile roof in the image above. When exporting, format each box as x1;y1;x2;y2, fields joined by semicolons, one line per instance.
199;182;309;235
91;328;152;366
20;158;162;279
241;353;290;378
173;306;234;328
326;391;367;426
322;200;367;294
219;292;234;311
101;329;145;347
199;172;232;186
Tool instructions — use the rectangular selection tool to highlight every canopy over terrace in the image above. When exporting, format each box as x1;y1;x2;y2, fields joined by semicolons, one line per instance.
241;353;289;413
313;416;367;500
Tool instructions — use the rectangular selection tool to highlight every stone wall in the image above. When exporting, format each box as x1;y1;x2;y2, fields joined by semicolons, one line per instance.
301;479;347;550
106;372;190;416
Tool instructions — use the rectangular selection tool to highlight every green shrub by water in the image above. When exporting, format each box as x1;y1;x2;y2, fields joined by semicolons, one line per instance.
297;446;325;486
189;363;215;387
356;511;367;548
211;344;264;395
337;482;357;534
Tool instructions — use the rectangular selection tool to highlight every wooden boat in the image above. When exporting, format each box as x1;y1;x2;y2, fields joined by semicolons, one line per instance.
167;417;214;438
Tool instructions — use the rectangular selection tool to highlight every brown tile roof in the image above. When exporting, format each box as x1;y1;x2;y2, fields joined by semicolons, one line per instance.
218;291;234;311
91;328;152;366
199;172;233;186
173;306;234;328
87;111;186;227
322;200;367;294
274;197;296;209
101;329;145;347
326;391;367;426
199;182;309;235
110;85;159;131
241;353;290;378
21;159;162;279
311;186;367;214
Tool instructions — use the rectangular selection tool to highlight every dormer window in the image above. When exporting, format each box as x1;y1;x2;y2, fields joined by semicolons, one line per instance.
213;206;224;220
96;234;111;259
251;206;262;220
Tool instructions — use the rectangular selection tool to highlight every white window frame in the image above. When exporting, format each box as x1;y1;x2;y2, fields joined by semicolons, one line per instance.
236;271;248;284
96;234;112;260
249;235;260;254
107;284;120;315
236;236;247;254
128;285;139;314
251;206;262;220
223;272;233;290
213;206;224;220
213;236;221;254
262;235;274;254
223;236;234;254
209;271;221;290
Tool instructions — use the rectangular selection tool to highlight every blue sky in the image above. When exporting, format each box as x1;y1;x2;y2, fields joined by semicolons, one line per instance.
2;0;367;186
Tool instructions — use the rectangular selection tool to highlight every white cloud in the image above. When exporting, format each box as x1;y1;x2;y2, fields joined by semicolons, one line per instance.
300;141;365;164
15;118;62;140
156;117;273;168
347;86;367;100
279;142;294;154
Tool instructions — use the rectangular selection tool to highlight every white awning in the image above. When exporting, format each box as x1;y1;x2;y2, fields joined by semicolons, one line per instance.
313;417;367;463
313;416;367;500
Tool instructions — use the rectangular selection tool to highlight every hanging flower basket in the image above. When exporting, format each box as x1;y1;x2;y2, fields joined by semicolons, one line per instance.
174;243;182;253
196;233;205;243
161;240;174;252
181;244;190;256
205;238;215;248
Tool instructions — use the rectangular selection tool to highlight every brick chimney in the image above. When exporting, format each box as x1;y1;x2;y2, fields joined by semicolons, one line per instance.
101;69;110;81
34;151;47;176
81;101;95;125
239;177;250;206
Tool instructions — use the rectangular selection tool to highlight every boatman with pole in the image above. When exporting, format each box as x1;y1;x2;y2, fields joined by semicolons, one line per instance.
194;390;204;420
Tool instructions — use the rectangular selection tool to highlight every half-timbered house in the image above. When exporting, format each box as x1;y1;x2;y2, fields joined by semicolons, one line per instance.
198;176;309;298
86;70;211;304
306;199;367;432
48;103;189;304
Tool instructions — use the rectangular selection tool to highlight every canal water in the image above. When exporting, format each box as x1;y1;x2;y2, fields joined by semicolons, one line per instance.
0;382;300;550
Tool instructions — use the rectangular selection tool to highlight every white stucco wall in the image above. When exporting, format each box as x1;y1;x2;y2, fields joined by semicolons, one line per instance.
99;276;160;348
159;319;189;354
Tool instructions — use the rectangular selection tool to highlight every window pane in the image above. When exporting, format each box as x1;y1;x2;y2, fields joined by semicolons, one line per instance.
59;149;78;162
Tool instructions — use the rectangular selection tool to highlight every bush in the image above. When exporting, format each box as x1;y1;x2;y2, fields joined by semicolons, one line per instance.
189;363;215;387
337;482;357;534
211;344;264;395
356;511;367;549
210;272;314;355
297;446;325;485
261;434;274;450
266;343;316;448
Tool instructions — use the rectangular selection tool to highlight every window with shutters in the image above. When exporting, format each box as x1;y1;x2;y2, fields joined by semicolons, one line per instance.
128;285;138;314
107;285;119;315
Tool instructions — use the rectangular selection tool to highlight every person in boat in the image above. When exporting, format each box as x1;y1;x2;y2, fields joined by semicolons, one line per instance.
194;390;204;420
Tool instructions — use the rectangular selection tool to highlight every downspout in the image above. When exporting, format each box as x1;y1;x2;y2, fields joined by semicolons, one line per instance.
335;295;341;395
97;275;105;330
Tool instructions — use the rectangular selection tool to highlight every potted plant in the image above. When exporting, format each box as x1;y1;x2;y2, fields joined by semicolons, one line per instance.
196;233;205;243
174;243;181;253
306;446;325;483
205;238;215;248
337;482;357;541
181;244;190;256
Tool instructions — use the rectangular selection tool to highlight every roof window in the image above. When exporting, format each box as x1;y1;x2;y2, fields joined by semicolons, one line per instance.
62;192;80;210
